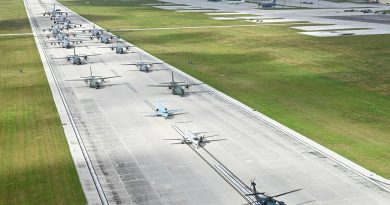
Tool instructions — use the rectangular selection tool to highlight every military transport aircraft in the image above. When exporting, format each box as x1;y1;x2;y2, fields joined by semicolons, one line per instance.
99;41;133;54
49;36;82;49
42;4;68;17
58;20;83;30
43;25;63;36
52;47;100;65
244;179;302;205
66;66;121;89
97;34;119;44
51;14;69;23
148;72;201;96
143;100;184;119
82;25;105;39
122;53;164;72
169;123;224;148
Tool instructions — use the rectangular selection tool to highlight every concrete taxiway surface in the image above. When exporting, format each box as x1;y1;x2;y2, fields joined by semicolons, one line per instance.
25;0;390;204
159;0;390;36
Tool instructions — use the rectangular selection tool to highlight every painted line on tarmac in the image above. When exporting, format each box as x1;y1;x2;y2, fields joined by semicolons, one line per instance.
111;23;310;31
0;32;33;37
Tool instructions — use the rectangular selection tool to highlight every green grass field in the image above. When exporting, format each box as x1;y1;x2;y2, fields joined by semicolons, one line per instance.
0;0;86;204
61;0;390;178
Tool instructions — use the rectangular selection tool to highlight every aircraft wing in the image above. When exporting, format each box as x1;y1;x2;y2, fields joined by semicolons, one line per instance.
141;112;157;116
99;76;121;80
120;63;140;65
147;84;171;87
77;54;101;58
51;56;66;59
65;79;87;81
179;82;203;86
167;109;184;114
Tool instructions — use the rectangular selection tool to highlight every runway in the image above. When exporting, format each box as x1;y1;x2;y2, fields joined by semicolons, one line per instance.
24;0;390;204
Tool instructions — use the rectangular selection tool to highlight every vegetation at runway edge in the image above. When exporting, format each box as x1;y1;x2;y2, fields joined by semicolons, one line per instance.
61;0;390;178
0;0;86;204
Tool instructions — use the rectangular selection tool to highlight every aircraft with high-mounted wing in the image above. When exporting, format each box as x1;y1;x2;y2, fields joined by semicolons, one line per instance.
52;47;100;65
66;66;121;89
143;100;184;119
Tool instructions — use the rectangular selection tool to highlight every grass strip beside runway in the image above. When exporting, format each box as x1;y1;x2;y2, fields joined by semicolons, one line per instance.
0;0;86;204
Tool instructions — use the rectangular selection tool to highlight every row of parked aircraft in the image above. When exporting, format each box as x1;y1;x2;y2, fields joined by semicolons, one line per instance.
39;4;301;205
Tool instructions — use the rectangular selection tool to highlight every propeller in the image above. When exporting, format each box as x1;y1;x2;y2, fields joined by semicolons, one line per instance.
272;189;302;198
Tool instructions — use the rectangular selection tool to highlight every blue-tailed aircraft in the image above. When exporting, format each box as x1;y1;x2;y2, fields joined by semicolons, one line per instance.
52;47;100;65
143;100;184;119
66;66;121;89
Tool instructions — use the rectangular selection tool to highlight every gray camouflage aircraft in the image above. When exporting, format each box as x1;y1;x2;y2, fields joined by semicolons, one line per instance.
49;36;82;49
66;66;121;89
52;47;100;65
42;4;68;17
122;53;164;72
59;20;82;30
99;42;133;54
97;34;118;44
51;14;69;23
148;72;201;96
43;25;63;36
143;100;184;119
82;25;105;39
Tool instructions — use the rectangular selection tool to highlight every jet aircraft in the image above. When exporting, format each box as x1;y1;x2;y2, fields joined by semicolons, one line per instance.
143;100;183;119
148;72;201;96
66;66;121;89
52;47;100;65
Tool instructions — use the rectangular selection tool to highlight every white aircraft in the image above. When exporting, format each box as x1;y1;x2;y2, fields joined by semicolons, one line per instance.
169;123;225;148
